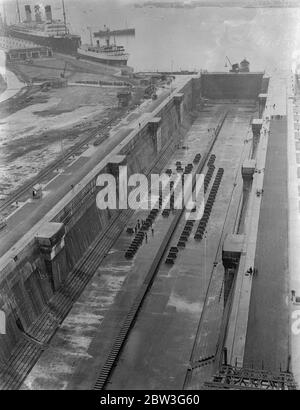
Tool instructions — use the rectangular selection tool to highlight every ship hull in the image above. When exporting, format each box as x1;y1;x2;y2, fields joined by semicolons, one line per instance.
77;50;128;66
4;27;81;55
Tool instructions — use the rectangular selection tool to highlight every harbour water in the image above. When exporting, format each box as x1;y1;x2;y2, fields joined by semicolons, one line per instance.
43;1;300;72
3;1;300;72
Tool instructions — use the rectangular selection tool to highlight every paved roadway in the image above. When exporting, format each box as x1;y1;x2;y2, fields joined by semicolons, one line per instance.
243;117;290;372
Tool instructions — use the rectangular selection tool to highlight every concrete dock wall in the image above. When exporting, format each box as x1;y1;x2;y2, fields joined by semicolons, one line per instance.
0;240;53;360
0;77;201;360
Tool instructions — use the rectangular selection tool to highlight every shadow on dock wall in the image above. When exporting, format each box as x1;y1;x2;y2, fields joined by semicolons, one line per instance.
0;78;201;361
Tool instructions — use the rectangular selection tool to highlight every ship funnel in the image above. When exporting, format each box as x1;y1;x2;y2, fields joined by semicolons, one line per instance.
239;58;250;73
25;5;32;22
34;5;42;22
45;5;52;22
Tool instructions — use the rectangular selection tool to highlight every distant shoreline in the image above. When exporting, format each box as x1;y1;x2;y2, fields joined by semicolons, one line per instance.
135;6;300;9
135;2;300;9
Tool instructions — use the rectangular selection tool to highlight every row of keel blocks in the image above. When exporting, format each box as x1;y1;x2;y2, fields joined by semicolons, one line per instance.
204;165;215;193
194;168;224;241
165;219;196;263
164;162;220;263
207;154;216;168
193;153;202;164
162;209;170;217
176;160;183;173
183;163;194;174
125;208;159;259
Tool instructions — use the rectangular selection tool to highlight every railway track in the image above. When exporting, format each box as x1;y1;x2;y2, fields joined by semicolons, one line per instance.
93;112;228;390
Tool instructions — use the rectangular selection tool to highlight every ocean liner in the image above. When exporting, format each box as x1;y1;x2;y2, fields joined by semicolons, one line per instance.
1;1;81;55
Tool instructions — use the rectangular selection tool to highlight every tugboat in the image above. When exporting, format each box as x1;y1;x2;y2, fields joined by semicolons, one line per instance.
77;28;129;66
1;1;81;55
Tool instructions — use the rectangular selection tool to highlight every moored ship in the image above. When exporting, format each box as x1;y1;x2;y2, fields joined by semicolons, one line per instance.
1;1;81;55
77;30;129;66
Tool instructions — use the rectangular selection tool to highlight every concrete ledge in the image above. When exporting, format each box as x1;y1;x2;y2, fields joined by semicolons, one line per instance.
223;234;245;256
242;160;256;178
148;117;162;132
258;93;268;100
252;119;263;130
107;155;127;175
35;222;65;247
174;93;184;104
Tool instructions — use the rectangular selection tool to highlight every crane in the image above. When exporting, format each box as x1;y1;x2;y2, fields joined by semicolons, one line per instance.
225;56;239;73
225;56;232;68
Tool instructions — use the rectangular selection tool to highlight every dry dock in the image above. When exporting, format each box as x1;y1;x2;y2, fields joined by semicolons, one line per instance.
20;101;255;390
0;71;297;390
